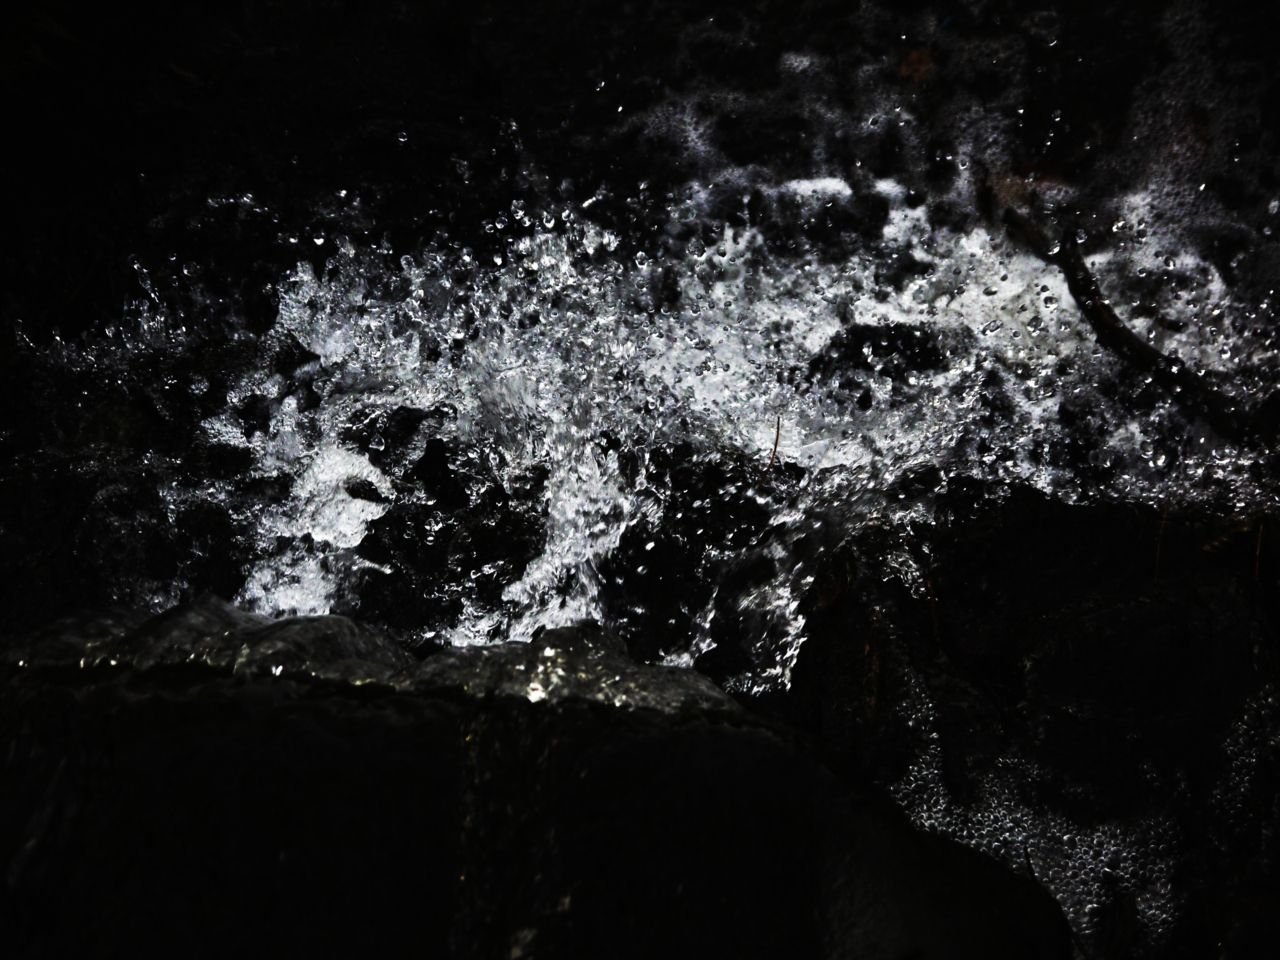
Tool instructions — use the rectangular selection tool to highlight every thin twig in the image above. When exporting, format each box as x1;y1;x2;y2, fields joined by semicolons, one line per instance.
1003;208;1254;443
766;415;781;470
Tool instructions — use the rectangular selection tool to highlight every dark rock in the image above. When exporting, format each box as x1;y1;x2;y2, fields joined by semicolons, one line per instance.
3;595;410;684
812;321;950;380
349;443;546;643
412;622;731;715
782;483;1280;958
1;601;1072;959
598;441;795;665
806;320;968;408
754;191;892;262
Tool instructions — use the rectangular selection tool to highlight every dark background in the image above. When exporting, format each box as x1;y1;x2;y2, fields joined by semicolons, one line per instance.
6;0;1279;341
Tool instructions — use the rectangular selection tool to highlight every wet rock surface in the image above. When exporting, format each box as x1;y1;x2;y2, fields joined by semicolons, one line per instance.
782;486;1280;958
2;608;1071;959
3;495;1275;958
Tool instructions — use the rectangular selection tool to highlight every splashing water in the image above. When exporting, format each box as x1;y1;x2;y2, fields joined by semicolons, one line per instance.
47;166;1277;693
